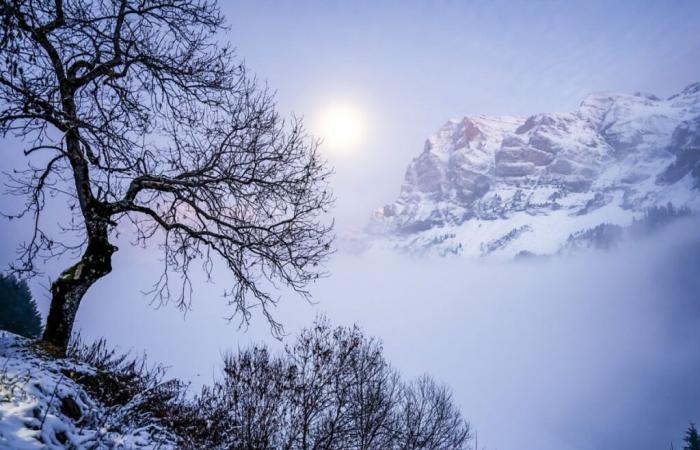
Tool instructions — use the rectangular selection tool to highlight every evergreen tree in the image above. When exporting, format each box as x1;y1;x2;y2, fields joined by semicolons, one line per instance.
0;274;42;339
684;423;700;450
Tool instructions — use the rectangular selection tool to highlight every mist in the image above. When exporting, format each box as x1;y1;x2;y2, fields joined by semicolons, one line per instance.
53;216;699;450
1;1;698;449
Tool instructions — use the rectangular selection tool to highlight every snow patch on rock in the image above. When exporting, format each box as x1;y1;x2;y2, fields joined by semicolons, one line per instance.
364;83;700;258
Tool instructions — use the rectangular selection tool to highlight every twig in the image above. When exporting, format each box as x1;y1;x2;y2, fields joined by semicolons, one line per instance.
40;374;64;429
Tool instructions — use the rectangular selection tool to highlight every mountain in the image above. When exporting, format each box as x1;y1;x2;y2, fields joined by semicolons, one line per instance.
364;83;700;258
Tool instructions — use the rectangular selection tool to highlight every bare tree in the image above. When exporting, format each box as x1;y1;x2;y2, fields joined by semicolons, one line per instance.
200;346;293;449
284;318;401;450
175;317;471;450
343;334;400;450
0;0;333;354
283;317;363;450
394;375;472;450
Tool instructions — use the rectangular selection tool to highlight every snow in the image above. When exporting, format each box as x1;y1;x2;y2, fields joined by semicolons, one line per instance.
364;83;700;258
0;332;176;450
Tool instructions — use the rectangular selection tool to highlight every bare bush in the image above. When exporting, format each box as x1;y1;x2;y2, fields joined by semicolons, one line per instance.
198;317;471;450
394;375;472;450
63;319;471;449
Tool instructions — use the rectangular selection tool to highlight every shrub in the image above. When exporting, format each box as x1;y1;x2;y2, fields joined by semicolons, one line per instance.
66;318;472;450
197;317;472;450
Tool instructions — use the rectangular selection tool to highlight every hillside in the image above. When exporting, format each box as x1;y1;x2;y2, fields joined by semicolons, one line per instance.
0;332;177;450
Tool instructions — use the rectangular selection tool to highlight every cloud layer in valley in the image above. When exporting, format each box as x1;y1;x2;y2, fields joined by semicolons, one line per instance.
54;218;700;450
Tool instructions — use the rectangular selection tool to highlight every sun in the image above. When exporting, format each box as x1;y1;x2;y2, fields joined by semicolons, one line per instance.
317;102;366;153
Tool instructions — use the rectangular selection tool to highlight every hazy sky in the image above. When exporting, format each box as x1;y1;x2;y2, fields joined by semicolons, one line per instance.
218;0;700;232
1;2;700;450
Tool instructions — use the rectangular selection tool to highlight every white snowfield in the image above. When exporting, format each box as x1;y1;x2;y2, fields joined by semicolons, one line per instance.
365;83;700;258
0;332;175;450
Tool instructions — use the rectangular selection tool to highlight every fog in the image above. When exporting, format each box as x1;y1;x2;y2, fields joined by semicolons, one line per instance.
47;217;698;450
2;2;698;448
0;146;696;448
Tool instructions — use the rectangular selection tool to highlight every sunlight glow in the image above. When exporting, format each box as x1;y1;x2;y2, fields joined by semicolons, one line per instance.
317;102;366;153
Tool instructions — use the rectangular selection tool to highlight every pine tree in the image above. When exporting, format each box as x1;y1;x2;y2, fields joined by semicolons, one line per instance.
684;423;700;450
0;274;42;339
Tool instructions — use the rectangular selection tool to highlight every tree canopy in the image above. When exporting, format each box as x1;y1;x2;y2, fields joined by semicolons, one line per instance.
1;0;333;352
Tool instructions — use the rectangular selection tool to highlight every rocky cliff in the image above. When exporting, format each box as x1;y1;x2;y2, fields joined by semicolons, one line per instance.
366;83;700;258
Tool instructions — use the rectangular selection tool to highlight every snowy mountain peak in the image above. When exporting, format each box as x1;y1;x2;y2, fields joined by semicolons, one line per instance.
365;83;700;258
673;81;700;98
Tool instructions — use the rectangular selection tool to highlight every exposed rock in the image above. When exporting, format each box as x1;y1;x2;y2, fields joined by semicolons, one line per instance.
657;115;700;185
364;83;700;258
60;395;82;421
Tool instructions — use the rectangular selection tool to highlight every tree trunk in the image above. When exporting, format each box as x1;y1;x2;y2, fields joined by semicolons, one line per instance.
41;99;117;354
42;227;117;355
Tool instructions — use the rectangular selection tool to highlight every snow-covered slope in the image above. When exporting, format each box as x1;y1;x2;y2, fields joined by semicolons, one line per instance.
365;83;700;258
0;332;176;450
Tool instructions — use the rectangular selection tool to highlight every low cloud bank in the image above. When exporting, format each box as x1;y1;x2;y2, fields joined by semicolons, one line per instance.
317;219;700;450
71;218;700;450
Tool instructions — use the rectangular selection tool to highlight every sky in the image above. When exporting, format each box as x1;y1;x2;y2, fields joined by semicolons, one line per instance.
2;1;700;450
218;0;700;232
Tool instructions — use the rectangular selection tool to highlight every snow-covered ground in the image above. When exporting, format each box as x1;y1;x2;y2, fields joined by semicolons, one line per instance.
0;332;175;450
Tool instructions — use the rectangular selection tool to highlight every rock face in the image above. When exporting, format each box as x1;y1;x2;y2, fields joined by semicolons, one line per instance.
366;83;700;258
